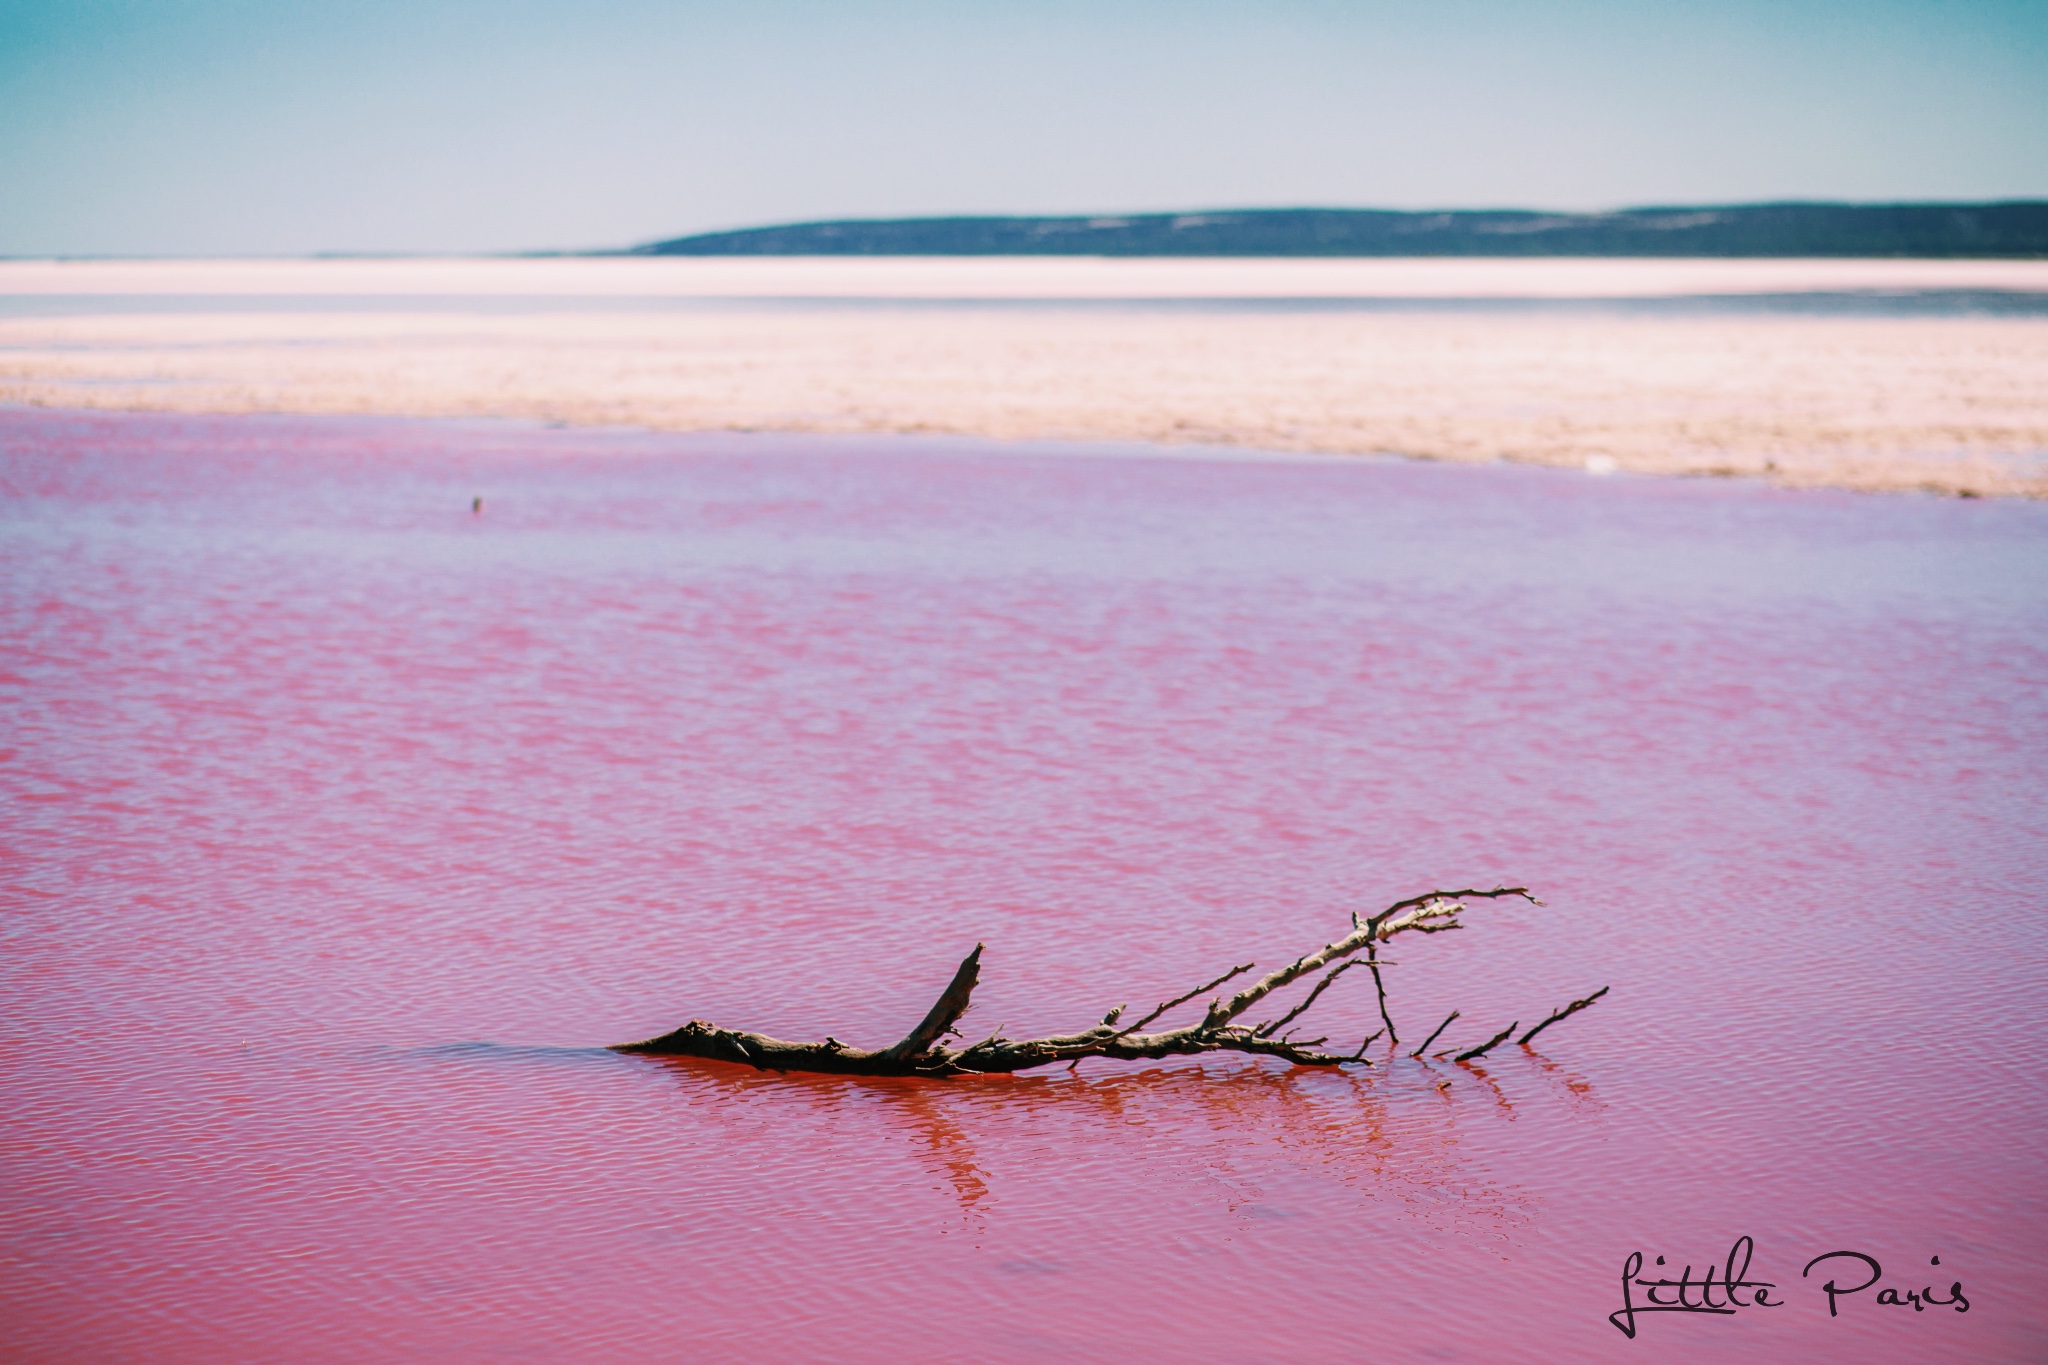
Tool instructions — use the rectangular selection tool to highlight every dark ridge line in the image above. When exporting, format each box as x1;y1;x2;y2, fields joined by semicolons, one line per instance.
624;202;2048;259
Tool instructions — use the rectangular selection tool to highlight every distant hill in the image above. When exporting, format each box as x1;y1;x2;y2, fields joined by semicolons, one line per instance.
632;202;2048;257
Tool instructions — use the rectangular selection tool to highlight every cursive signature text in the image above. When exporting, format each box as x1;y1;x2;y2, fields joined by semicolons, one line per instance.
1802;1252;1970;1318
1608;1236;1781;1339
1612;1240;1971;1337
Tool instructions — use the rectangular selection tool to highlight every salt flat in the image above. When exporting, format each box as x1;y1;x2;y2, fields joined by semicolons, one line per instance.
3;257;2044;496
8;256;2048;297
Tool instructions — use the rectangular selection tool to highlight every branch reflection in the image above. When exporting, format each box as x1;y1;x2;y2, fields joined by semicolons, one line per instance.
636;1052;1599;1237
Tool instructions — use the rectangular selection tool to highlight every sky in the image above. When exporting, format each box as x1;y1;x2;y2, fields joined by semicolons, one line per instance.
2;0;2045;257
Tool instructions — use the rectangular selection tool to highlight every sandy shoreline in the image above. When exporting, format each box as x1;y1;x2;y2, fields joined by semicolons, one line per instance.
4;258;2045;497
10;255;2048;298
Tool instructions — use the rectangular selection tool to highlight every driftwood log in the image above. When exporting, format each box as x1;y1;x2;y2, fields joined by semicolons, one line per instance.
614;886;1607;1077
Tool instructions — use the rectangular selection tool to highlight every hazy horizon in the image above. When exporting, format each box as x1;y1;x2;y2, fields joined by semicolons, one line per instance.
8;198;2046;263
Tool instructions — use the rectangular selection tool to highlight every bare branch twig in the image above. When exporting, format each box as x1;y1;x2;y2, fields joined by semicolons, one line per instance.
1126;962;1256;1034
1410;1010;1460;1059
1518;987;1610;1047
1451;1021;1518;1064
1255;959;1366;1037
1344;1029;1385;1061
1367;943;1398;1047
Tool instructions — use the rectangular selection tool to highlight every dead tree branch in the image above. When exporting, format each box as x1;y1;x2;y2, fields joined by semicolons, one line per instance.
1518;986;1611;1047
1367;943;1398;1047
1125;962;1255;1034
1255;959;1365;1037
614;886;1602;1078
1411;1010;1460;1059
1451;1021;1518;1064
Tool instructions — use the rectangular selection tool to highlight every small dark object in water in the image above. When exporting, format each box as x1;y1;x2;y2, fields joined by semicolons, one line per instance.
472;496;483;514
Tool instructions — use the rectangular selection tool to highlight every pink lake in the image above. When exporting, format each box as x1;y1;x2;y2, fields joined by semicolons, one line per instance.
3;408;2044;1363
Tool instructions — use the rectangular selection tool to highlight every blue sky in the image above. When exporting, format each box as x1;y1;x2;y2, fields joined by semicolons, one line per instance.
3;0;2044;256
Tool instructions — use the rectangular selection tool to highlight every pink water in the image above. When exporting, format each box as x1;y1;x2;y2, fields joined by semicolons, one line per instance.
3;408;2044;1363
